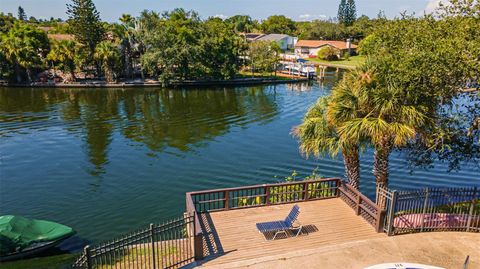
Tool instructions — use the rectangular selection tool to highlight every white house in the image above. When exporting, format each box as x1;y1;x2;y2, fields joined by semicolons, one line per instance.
295;39;357;58
254;34;298;51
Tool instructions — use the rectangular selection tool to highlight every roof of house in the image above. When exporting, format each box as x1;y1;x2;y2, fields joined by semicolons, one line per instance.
295;40;357;50
47;34;75;41
256;34;291;42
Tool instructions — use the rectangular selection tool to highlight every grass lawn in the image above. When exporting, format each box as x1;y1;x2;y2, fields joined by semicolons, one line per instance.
307;55;366;68
0;254;76;269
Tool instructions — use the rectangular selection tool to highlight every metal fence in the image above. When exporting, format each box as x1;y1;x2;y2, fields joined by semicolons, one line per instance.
381;186;479;235
186;178;341;213
72;214;195;269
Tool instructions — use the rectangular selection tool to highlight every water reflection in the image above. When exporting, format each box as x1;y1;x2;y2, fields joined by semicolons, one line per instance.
0;87;278;171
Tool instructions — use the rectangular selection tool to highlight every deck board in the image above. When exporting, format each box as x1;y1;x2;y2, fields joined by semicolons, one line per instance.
198;198;386;266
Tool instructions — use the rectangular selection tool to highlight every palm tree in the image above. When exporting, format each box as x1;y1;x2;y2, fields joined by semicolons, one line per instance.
334;71;427;189
1;22;49;83
47;40;77;82
112;14;138;79
1;34;24;82
294;96;362;189
94;41;120;83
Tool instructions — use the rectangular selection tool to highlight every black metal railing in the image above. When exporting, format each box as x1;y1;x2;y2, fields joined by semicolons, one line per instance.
72;214;195;269
381;186;479;235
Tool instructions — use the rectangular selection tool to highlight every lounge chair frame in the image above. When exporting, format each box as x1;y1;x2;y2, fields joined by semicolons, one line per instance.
256;205;303;240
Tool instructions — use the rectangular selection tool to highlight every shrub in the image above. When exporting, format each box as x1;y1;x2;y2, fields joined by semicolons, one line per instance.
317;46;339;61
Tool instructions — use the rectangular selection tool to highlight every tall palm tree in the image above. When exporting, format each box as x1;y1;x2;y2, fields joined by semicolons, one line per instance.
294;96;362;189
94;41;120;83
112;14;138;79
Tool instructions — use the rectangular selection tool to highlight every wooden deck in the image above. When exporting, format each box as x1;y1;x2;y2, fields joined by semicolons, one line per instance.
197;198;386;266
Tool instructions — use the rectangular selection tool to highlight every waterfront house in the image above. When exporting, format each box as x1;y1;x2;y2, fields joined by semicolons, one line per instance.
255;34;298;51
295;39;357;58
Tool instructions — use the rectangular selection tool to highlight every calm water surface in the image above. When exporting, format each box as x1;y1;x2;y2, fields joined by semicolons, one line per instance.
0;76;478;249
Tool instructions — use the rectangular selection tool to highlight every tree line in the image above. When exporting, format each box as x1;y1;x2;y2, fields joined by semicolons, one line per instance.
0;0;383;85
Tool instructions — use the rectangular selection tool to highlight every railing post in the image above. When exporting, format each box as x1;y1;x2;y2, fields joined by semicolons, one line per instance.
265;185;270;205
420;188;429;232
376;210;386;233
150;223;156;269
386;190;398;236
84;245;92;269
193;214;204;261
355;194;361;215
224;190;229;210
335;179;341;197
304;181;309;201
466;187;477;232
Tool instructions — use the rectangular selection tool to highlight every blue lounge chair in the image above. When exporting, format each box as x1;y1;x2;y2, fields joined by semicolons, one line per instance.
256;205;302;240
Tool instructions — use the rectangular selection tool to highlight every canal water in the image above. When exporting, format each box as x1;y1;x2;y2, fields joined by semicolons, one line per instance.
0;76;478;248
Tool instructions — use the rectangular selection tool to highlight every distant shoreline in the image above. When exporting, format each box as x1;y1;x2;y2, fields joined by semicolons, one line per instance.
0;77;309;89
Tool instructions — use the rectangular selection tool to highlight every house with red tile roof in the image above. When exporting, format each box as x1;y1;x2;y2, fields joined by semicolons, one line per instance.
295;39;357;58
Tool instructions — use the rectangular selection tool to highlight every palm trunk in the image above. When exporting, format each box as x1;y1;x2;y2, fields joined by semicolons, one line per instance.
26;68;33;83
373;136;393;189
14;63;22;83
342;145;360;189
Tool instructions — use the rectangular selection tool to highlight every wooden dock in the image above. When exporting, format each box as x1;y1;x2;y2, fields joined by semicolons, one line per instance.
197;198;386;266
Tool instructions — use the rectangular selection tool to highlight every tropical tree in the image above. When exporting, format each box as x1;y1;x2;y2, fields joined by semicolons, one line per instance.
47;40;78;82
294;96;362;189
111;14;137;78
94;41;121;83
330;66;427;189
0;22;49;82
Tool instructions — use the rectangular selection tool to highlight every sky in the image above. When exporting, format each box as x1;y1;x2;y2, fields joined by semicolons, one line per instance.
0;0;443;22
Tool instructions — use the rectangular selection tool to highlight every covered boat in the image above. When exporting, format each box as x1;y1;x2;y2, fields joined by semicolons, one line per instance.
0;215;75;261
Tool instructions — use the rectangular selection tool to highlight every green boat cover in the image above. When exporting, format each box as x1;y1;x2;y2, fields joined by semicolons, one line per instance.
0;215;74;256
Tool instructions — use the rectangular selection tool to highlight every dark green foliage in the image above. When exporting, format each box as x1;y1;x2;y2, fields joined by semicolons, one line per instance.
17;6;26;21
139;9;244;85
0;13;16;33
260;15;296;35
317;46;340;61
296;20;347;40
247;41;281;73
363;9;480;170
225;15;257;33
66;0;105;59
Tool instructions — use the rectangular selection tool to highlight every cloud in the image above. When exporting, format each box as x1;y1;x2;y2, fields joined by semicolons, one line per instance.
298;14;327;21
213;14;228;19
424;0;443;14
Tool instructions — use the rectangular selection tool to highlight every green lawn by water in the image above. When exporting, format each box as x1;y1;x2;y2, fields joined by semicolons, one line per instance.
307;55;366;68
0;254;75;269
